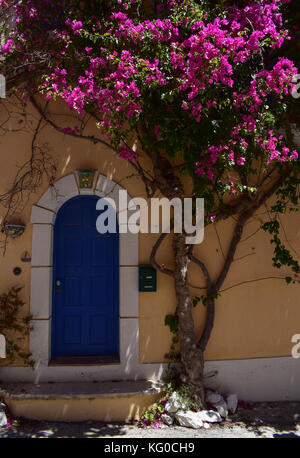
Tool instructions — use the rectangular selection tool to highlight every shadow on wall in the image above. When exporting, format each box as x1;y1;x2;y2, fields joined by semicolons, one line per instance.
5;394;162;423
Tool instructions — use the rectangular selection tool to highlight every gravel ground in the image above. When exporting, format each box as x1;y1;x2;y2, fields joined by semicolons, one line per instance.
0;402;300;439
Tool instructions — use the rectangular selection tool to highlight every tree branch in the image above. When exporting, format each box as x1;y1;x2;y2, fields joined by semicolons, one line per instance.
195;172;291;351
213;174;289;293
188;247;214;352
150;232;174;277
220;276;289;294
30;95;114;151
189;251;212;292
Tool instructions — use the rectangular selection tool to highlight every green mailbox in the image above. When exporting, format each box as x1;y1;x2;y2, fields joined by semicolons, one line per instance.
139;266;157;292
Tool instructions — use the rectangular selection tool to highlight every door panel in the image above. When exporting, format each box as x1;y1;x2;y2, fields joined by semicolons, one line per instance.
51;195;119;358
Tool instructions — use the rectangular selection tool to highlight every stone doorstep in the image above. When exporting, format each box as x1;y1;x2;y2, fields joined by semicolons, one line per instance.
0;380;164;401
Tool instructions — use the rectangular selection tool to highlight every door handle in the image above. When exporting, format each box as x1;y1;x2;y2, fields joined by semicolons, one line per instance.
56;280;62;292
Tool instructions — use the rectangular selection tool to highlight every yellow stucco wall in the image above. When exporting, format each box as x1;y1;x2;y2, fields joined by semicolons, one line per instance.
0;98;300;368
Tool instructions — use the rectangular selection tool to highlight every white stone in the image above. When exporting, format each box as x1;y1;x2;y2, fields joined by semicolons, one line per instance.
31;225;52;266
30;268;52;319
205;388;229;417
0;411;7;427
206;390;222;404
30;205;55;224
95;183;122;217
214;399;228;418
203;370;218;379
79;187;94;195
197;410;222;423
120;318;139;375
38;174;79;212
95;174;116;197
119;231;139;266
161;414;173;426
175;411;203;429
95;176;137;226
0;403;7;427
0;334;6;358
29;319;51;366
95;178;138;232
226;394;238;414
120;267;139;317
165;391;186;413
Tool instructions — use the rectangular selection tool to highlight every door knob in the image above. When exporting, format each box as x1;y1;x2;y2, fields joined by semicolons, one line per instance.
56;280;62;293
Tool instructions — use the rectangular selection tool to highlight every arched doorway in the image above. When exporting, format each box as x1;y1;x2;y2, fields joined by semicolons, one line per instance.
51;195;119;361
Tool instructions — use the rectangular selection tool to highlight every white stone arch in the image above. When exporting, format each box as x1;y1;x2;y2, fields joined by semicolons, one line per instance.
29;172;140;382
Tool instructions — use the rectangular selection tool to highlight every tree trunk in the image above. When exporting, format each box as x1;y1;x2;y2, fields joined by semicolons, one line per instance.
151;155;207;407
173;232;206;408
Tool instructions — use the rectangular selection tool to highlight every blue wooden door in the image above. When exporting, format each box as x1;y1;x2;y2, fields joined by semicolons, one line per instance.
51;195;119;358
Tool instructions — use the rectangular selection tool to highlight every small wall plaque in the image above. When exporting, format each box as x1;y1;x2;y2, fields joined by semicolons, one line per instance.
77;170;96;189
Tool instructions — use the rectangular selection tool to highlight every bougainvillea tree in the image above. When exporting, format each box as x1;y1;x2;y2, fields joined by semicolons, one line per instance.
0;0;299;406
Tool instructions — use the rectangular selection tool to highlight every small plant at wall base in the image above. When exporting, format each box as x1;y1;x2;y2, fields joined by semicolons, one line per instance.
0;287;34;367
138;384;200;428
138;398;168;429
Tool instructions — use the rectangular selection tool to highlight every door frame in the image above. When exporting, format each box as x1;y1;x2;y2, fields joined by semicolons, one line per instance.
29;172;140;381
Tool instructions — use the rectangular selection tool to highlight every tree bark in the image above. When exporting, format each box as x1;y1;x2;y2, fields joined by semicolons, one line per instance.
173;233;206;408
149;155;207;406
